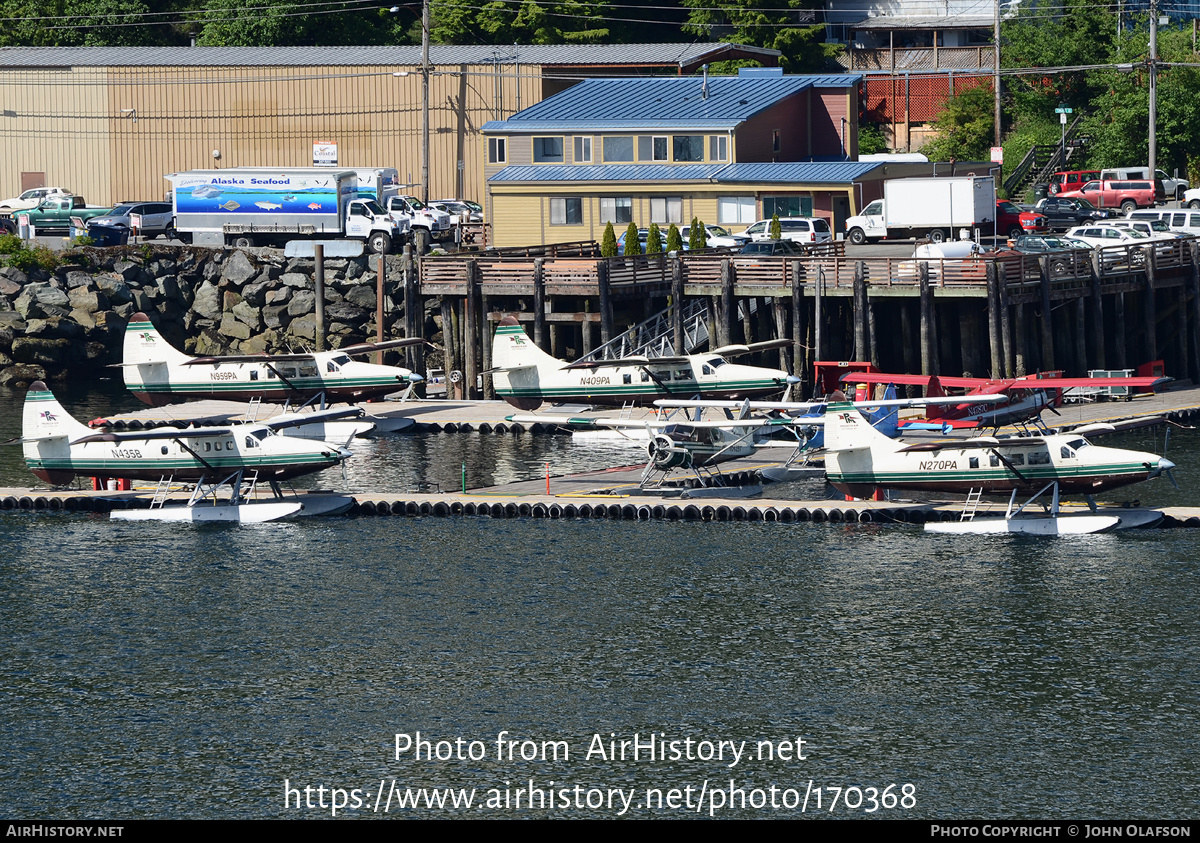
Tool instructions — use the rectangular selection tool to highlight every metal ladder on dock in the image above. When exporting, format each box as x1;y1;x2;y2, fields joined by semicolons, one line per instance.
244;395;262;422
961;488;984;521
149;475;176;509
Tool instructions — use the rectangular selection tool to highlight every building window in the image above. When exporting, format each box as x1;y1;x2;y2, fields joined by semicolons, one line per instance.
650;197;683;224
600;197;633;224
533;136;564;163
603;136;634;162
673;135;704;162
718;196;756;224
772;130;781;156
638;136;668;162
550;197;582;225
488;137;507;164
762;196;812;218
573;136;592;163
709;135;728;162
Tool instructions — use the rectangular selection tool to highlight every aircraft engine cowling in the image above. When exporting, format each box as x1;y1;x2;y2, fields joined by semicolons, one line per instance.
648;434;692;470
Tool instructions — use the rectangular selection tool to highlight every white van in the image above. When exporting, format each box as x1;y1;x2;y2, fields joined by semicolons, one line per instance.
744;217;832;244
1127;208;1200;236
1101;167;1188;201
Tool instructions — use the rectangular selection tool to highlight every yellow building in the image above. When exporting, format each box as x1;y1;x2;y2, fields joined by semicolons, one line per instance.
481;69;882;247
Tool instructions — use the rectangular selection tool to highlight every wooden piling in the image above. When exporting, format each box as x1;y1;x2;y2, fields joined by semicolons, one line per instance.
533;257;547;351
853;262;868;362
672;256;684;355
998;261;1013;378
1189;242;1200;381
1145;251;1158;363
597;259;613;346
1039;256;1054;372
919;261;936;376
791;260;805;385
1089;250;1106;371
1073;297;1087;376
986;261;1001;378
464;261;479;398
720;259;734;349
313;243;326;352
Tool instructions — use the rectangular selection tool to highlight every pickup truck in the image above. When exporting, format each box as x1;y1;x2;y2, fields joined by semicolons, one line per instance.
1059;180;1158;213
1032;196;1113;231
0;195;111;234
0;187;73;211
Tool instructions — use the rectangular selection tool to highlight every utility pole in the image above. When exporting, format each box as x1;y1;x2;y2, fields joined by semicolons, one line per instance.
994;0;1002;147
421;0;431;203
1149;0;1158;174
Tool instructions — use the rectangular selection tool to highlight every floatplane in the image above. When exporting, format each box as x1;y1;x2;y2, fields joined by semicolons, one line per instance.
506;390;1003;494
120;312;431;426
21;381;355;522
838;370;1171;430
821;401;1178;534
490;315;799;410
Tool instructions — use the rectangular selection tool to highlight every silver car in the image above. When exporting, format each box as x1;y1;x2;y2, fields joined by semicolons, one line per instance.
87;201;175;238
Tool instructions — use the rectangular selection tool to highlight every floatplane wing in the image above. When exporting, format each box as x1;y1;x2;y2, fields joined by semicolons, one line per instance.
121;311;428;406
490;315;798;411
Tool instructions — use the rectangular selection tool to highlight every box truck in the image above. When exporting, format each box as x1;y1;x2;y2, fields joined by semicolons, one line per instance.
351;168;449;249
166;168;402;253
844;176;996;245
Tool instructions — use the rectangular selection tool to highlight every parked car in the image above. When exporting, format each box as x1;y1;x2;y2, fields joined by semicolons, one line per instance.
429;199;483;223
0;186;73;211
736;239;805;262
1032;196;1113;231
1094;218;1184;241
86;201;175;238
1065;224;1151;269
744;216;832;244
1101;167;1188;201
1059;180;1158;213
995;200;1048;239
681;224;749;248
1008;234;1094;277
1128;208;1200;236
1047;170;1100;196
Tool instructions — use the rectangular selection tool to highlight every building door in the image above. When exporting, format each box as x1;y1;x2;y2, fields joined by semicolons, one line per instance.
832;195;850;237
20;172;45;192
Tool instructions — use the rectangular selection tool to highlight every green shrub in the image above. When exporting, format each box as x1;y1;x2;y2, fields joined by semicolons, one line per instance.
769;214;781;240
601;222;618;257
623;221;641;256
645;222;663;254
665;223;683;253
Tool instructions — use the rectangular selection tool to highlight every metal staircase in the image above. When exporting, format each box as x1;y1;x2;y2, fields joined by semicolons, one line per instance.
575;299;712;363
1002;115;1089;199
574;297;765;364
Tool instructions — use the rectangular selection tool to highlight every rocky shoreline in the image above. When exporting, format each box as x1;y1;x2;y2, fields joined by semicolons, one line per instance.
0;245;418;386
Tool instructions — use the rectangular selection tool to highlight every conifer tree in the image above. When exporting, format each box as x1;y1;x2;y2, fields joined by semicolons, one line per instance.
646;222;663;254
623;221;642;255
601;222;618;257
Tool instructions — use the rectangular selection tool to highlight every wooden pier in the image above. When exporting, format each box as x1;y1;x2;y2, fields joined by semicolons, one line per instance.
403;239;1200;400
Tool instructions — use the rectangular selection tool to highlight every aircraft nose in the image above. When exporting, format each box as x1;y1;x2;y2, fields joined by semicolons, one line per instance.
409;373;424;383
786;375;801;384
1157;457;1176;474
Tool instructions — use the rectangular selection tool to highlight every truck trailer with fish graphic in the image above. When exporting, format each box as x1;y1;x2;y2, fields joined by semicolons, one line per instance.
165;168;404;253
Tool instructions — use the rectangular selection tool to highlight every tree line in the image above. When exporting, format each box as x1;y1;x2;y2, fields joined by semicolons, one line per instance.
0;0;837;72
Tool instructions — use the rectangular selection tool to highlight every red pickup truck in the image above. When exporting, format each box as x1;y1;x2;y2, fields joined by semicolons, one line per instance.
1058;180;1157;213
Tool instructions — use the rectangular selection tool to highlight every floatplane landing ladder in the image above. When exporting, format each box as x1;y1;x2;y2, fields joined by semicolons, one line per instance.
150;474;177;509
961;488;984;521
245;396;263;422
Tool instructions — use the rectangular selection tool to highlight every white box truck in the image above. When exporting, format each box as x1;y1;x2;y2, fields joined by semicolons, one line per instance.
167;168;402;253
844;176;996;245
351;168;449;250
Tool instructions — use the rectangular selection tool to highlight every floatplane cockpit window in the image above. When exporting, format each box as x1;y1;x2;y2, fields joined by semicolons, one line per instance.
1068;438;1089;450
332;354;351;366
706;358;726;369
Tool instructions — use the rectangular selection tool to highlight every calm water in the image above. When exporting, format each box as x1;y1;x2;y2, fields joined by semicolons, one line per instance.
2;381;1199;819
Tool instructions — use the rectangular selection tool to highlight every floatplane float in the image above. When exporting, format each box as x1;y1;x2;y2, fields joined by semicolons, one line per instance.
20;381;355;523
821;402;1178;534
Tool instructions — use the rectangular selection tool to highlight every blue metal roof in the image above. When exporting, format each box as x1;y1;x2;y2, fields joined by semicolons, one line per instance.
487;74;860;132
491;164;730;183
717;161;883;184
489;161;882;185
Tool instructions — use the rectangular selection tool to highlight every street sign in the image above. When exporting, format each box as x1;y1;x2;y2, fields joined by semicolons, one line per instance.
990;146;1004;164
1055;106;1073;114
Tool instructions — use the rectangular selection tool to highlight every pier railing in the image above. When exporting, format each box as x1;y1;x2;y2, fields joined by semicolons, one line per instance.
418;238;1195;296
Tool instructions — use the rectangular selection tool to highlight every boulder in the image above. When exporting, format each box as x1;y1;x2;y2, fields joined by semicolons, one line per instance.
191;281;221;320
218;313;251;340
0;363;46;386
287;289;316;317
221;250;257;286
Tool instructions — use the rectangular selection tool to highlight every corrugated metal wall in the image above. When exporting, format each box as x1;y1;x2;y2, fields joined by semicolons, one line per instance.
0;62;541;207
